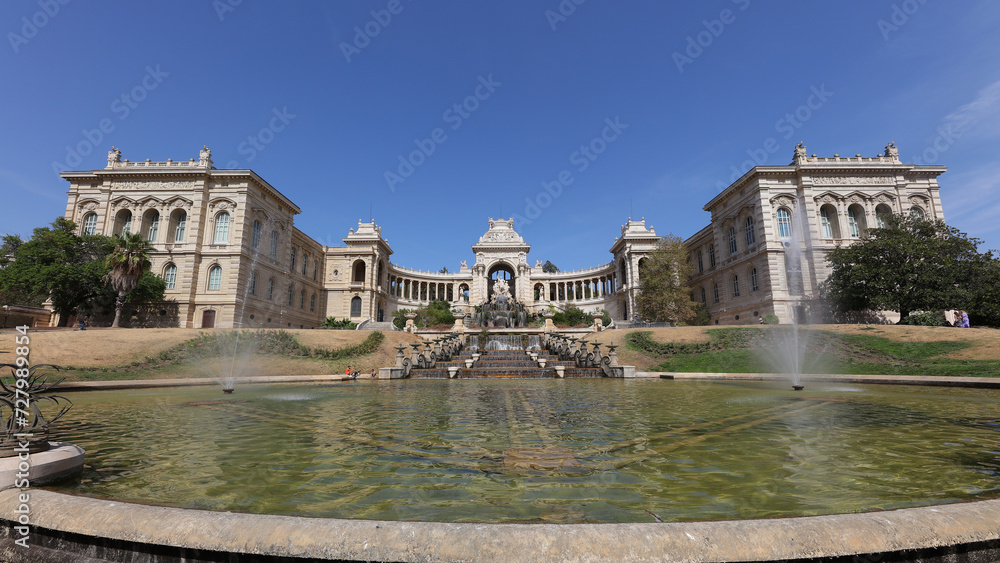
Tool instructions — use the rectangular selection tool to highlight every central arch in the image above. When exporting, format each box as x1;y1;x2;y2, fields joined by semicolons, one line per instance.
486;262;515;303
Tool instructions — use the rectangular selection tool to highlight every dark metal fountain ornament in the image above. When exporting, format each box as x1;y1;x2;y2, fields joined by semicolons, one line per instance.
792;384;805;391
0;364;73;456
222;386;235;394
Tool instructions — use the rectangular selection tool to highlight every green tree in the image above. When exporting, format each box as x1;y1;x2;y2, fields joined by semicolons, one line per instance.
0;218;111;319
105;233;154;327
635;234;696;324
542;260;559;273
824;214;995;323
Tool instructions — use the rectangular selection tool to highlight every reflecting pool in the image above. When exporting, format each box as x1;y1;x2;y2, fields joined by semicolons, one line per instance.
49;379;1000;523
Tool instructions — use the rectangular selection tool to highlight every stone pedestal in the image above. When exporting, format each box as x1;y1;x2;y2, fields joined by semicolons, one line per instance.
0;442;85;490
453;313;466;333
404;312;418;333
542;311;555;333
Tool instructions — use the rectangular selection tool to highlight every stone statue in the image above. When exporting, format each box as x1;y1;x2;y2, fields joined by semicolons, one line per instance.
492;277;511;304
199;145;213;166
460;260;467;269
793;141;807;162
107;146;122;167
884;141;899;159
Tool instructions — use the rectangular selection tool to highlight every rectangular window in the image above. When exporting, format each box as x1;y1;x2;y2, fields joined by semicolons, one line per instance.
82;214;98;236
709;244;716;268
728;228;737;255
745;217;755;247
251;221;261;249
249;271;257;296
697;251;703;273
208;266;222;291
174;212;186;242
267;279;274;300
213;213;230;244
287;287;294;306
164;265;177;290
270;231;278;258
290;248;296;271
750;268;759;292
713;284;719;303
732;276;740;298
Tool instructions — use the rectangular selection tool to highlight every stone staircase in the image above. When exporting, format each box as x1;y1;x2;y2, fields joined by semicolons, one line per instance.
410;348;605;379
357;320;399;331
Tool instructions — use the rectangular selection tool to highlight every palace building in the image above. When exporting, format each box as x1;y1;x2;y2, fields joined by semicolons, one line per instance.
58;143;945;328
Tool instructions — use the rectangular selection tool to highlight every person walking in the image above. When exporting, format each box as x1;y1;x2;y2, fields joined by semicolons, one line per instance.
961;310;970;328
78;315;88;331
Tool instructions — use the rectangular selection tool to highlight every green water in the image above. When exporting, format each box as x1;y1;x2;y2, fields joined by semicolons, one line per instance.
48;379;1000;523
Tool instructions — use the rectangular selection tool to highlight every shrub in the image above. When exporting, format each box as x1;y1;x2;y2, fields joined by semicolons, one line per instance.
899;311;949;326
322;317;356;329
762;314;780;325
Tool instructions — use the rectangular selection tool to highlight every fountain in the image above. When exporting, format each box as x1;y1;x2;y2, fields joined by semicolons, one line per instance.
475;277;529;328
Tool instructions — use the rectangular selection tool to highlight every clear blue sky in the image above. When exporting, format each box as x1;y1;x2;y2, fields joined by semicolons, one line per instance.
3;1;1000;272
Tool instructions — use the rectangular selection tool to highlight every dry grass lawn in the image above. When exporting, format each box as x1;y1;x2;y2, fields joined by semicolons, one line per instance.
1;325;996;378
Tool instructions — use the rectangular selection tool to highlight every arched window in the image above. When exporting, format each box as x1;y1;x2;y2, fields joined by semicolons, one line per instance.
619;260;628;286
847;204;867;238
745;217;756;247
776;208;792;239
353;260;366;283
249;271;257;296
460;284;470;302
287;285;294;306
290;248;297;271
251;220;261;249
708;244;716;268
876;204;892;228
213;212;230;244
173;210;186;242
163;263;177;290
750;267;759;292
300;289;306;309
696;251;704;273
712;283;720;303
208;265;222;291
732;275;740;297
145;211;159;242
910;206;925;219
727;227;737;254
350;296;362;317
115;210;132;236
310;293;316;312
820;205;840;239
700;287;706;303
82;213;98;236
267;278;274;300
269;231;278;258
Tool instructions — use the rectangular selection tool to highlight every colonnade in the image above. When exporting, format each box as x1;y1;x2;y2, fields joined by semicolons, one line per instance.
387;275;470;304
540;275;617;303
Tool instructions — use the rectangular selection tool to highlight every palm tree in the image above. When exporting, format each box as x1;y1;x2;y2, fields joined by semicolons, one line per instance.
104;233;152;328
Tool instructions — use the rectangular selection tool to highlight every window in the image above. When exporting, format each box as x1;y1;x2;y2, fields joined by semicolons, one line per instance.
82;213;98;236
213;212;230;244
146;211;159;242
910;207;925;219
750;267;759;292
708;244;716;268
208;265;222;290
696;251;703;273
300;290;306;309
712;283;719;303
727;227;737;254
820;207;834;238
121;211;132;236
350;296;362;317
251;220;261;249
700;287;706;303
249;271;257;296
310;293;316;312
776;208;792;239
745;217;756;247
302;252;308;275
313;260;318;280
287;285;294;306
290;248;296;271
174;211;186;242
848;207;860;238
732;275;740;297
267;278;274;300
876;204;892;228
164;264;177;290
269;231;278;258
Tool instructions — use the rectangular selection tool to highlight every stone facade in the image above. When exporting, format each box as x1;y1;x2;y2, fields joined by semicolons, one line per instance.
685;142;946;325
58;143;945;328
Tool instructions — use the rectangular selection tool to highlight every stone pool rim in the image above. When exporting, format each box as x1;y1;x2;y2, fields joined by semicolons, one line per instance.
2;489;999;562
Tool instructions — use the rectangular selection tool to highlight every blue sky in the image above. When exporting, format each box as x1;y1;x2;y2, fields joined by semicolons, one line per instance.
3;1;1000;272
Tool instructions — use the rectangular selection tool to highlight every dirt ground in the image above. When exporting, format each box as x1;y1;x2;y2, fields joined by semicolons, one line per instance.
0;327;422;372
1;325;996;376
